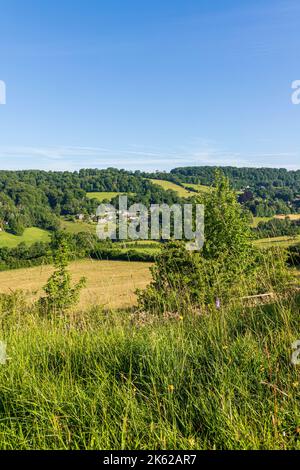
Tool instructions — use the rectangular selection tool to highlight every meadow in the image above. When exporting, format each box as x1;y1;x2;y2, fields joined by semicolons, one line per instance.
0;227;50;248
251;215;300;228
0;291;299;449
149;179;193;198
275;214;300;221
254;235;300;249
86;191;123;202
60;219;97;235
149;179;213;197
251;216;273;228
181;182;213;194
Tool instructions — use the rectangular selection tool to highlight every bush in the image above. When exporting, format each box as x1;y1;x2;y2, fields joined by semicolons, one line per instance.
138;173;292;315
38;238;86;315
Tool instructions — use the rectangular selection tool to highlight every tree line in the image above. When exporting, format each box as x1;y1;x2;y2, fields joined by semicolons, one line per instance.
142;166;300;216
0;169;182;235
0;166;300;236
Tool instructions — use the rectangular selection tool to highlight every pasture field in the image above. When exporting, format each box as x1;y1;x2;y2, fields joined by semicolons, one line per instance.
252;214;300;227
254;234;300;249
119;240;161;254
149;179;192;198
0;259;152;309
86;191;122;202
251;216;272;228
114;240;161;259
86;191;135;202
123;240;160;246
251;214;300;228
60;219;97;235
275;214;300;221
0;227;50;248
181;182;213;194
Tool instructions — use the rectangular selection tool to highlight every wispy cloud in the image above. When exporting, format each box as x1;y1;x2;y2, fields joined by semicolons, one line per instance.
0;144;299;171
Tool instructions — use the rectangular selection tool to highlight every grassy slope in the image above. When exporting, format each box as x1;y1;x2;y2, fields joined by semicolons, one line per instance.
275;214;300;221
0;259;152;310
86;192;135;202
149;178;213;197
251;216;272;228
86;191;122;202
252;215;300;228
149;179;193;198
254;235;300;249
0;227;50;248
60;219;97;235
0;292;299;449
0;220;98;248
181;182;213;193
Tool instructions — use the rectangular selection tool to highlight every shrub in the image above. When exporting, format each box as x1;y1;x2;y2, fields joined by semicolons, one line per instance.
38;238;86;315
138;173;292;314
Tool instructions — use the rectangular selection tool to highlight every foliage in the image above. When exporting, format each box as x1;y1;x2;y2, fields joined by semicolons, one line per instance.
0;166;299;238
254;217;300;239
0;169;183;235
137;241;208;313
0;241;50;270
138;173;291;314
39;238;86;314
144;166;300;216
287;244;300;267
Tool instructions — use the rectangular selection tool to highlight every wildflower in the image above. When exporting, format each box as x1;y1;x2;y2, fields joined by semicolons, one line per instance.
179;315;184;321
168;384;175;393
215;298;221;309
292;381;299;388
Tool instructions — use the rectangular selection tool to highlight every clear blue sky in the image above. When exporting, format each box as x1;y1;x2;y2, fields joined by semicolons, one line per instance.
0;0;299;171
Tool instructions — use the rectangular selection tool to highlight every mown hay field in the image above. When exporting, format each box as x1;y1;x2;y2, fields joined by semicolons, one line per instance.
0;260;152;310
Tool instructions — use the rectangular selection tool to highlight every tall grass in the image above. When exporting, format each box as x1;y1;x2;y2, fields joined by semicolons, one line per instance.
0;290;299;449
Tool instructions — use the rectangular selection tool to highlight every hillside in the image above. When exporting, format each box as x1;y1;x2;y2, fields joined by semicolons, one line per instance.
0;167;299;241
0;227;50;248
